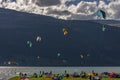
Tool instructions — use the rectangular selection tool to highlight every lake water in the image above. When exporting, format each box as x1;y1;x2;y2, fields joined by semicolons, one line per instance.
1;67;120;80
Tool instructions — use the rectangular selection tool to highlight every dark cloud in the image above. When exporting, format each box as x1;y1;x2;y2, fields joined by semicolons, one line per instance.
1;0;16;3
46;8;71;16
34;0;61;6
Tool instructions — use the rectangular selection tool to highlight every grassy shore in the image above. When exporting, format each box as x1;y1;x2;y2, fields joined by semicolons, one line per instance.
9;76;120;80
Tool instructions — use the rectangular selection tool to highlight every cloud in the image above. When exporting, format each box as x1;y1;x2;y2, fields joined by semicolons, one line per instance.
0;0;120;20
0;0;61;6
34;0;61;6
46;8;71;16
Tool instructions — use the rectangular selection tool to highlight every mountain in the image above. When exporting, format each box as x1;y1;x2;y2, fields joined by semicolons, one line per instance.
0;8;120;66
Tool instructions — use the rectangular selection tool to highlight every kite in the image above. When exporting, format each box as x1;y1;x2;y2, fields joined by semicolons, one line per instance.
80;54;84;59
57;53;61;57
102;25;106;32
97;10;106;20
62;28;68;35
27;41;32;48
36;36;42;42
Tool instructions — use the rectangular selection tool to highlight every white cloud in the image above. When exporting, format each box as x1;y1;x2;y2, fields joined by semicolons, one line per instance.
0;0;120;20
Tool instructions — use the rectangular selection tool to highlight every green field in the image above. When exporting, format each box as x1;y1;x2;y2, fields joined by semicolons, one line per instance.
8;76;120;80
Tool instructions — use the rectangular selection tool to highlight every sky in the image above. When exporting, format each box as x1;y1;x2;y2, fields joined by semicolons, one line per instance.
0;0;119;20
